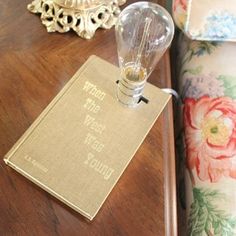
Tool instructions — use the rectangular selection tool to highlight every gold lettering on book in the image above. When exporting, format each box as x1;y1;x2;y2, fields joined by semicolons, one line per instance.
84;114;106;134
83;81;106;101
83;98;100;113
23;155;48;173
84;153;114;180
84;133;104;153
82;80;114;180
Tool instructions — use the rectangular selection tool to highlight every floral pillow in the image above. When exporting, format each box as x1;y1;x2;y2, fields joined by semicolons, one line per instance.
173;0;236;41
177;34;236;235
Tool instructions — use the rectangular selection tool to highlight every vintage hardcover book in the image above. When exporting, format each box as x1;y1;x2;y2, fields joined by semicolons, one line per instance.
4;55;171;220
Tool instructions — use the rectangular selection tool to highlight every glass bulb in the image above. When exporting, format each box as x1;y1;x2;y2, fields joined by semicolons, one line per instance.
115;2;174;107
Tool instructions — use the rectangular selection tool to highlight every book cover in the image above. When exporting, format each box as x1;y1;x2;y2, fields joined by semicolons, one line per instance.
4;55;170;220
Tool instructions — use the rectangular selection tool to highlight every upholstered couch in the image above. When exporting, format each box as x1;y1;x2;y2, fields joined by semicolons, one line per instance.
171;1;236;235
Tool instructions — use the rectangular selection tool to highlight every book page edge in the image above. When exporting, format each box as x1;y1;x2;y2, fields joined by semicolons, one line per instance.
4;159;94;220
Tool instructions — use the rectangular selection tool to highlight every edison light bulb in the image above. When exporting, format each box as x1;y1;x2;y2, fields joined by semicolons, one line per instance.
115;2;174;107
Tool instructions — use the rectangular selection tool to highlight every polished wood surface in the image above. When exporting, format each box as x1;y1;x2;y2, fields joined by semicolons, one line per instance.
0;0;177;235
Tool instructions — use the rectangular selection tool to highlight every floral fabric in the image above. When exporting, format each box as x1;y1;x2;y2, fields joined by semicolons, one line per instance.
173;0;187;30
172;0;236;41
177;34;236;235
184;96;236;183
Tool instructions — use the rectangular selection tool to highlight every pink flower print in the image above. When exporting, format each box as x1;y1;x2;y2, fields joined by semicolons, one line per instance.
184;96;236;182
173;0;187;11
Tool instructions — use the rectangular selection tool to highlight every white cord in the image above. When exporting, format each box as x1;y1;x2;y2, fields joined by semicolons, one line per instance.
161;88;179;100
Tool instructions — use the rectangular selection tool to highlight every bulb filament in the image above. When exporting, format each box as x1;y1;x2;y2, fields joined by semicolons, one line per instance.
132;17;152;79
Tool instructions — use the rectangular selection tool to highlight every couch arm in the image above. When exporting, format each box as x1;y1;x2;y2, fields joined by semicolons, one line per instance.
176;33;236;235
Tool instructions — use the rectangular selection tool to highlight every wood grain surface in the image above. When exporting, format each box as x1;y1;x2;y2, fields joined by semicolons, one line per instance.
0;0;177;235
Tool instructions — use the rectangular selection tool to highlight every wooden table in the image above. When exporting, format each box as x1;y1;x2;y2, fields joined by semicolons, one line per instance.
0;0;177;235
